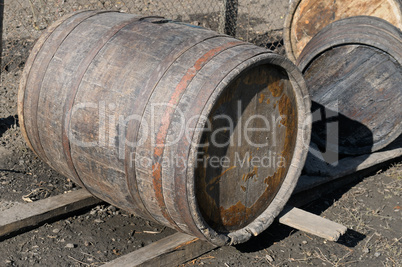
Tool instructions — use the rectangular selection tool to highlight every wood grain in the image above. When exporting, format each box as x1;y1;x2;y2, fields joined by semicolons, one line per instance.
278;206;347;241
297;16;402;155
284;0;402;62
0;189;102;238
101;232;216;267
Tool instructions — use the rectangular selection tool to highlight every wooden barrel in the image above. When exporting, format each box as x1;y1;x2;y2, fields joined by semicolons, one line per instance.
284;0;402;63
18;11;311;246
297;16;402;155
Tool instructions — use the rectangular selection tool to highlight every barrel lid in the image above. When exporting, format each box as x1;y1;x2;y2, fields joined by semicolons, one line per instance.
187;52;311;245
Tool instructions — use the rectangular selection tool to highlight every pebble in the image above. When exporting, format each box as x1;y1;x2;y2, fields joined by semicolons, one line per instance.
84;241;91;247
265;255;274;262
362;248;369;253
108;205;117;212
65;243;76;248
302;240;307;244
52;228;60;234
94;219;104;223
374;252;381;257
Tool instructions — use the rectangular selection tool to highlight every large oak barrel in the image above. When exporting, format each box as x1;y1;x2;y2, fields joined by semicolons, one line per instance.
18;11;311;245
297;16;402;155
284;0;402;63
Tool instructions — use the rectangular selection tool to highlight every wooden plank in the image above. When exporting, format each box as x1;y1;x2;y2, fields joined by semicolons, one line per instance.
101;232;217;267
278;206;347;241
218;0;239;36
296;145;402;194
0;189;102;238
289;155;402;209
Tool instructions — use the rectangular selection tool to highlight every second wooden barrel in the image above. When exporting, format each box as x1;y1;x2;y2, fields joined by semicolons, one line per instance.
284;0;402;63
297;16;402;155
18;11;311;245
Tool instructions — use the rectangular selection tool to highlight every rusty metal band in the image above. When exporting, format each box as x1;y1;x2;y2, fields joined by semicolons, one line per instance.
124;33;228;229
150;41;246;231
173;48;271;240
61;15;145;190
19;10;110;169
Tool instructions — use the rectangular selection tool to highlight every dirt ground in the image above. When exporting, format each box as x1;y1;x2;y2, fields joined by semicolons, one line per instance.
1;0;401;266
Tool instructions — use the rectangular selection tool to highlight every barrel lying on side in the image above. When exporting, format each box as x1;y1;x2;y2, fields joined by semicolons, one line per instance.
18;11;311;246
284;0;402;63
297;16;402;155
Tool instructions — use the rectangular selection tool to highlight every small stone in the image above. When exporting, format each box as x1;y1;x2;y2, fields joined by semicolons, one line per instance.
362;248;369;253
84;241;91;247
94;219;104;223
90;210;97;215
65;243;76;248
52;228;60;234
108;205;117;212
302;240;308;244
374;252;381;257
265;255;274;262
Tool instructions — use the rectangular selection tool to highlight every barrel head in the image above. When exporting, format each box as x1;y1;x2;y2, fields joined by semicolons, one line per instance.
195;64;298;232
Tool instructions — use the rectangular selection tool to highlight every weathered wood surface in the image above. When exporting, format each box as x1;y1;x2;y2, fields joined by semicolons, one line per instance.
0;189;102;238
278;206;347;241
284;0;402;62
101;232;216;267
18;11;311;246
297;16;402;155
298;138;402;192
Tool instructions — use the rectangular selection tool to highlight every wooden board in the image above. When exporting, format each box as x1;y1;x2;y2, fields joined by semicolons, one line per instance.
278;206;347;241
101;232;216;267
297;141;402;194
0;189;102;238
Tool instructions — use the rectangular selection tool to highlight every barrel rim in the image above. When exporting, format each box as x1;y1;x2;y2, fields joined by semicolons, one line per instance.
186;52;311;246
297;16;402;155
283;0;402;64
283;0;303;64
